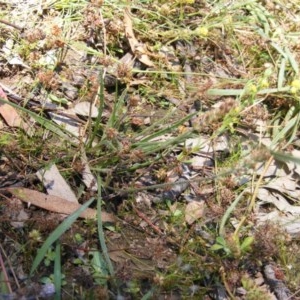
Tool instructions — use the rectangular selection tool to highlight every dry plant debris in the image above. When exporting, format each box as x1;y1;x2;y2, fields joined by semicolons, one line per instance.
1;0;300;299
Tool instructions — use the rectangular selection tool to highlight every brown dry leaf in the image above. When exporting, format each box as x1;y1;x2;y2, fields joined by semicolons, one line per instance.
124;9;154;67
185;201;205;225
0;87;32;133
0;86;7;99
0;87;22;127
81;151;98;191
6;187;115;222
0;102;23;127
107;52;135;76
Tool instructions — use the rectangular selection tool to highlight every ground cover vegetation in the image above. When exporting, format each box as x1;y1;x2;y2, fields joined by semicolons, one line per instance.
1;0;300;299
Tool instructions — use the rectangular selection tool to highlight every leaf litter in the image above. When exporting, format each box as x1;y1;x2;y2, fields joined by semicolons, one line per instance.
1;0;300;299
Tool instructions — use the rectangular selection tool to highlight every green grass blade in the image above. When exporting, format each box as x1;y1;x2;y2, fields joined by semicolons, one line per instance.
135;112;194;143
207;87;290;97
54;241;62;300
285;46;299;75
271;114;298;148
219;190;247;236
90;250;109;285
271;150;300;165
86;70;105;148
0;270;10;295
278;58;286;88
96;175;117;290
106;88;127;129
135;130;192;155
30;197;95;275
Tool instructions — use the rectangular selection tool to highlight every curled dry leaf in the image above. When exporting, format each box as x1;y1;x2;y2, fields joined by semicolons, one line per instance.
81;151;98;191
124;9;154;67
257;188;300;215
6;187;116;222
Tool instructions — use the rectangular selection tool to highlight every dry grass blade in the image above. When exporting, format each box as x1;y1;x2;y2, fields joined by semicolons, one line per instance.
124;8;154;67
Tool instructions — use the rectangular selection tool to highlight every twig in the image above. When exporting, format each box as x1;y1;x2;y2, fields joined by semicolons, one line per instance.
99;9;107;59
0;246;13;294
0;244;20;289
0;19;22;31
220;266;235;300
287;287;300;300
248;156;274;212
133;206;164;235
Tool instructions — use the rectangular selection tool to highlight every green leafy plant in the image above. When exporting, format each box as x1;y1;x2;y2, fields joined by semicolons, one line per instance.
40;274;66;287
30;198;95;275
43;247;56;267
241;275;271;300
211;235;254;259
89;250;109;286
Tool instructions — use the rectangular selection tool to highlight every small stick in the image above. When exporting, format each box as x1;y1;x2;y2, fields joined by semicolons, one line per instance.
0;244;20;289
133;206;164;235
0;247;13;294
0;19;22;31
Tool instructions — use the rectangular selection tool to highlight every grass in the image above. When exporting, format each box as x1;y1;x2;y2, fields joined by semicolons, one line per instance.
1;0;300;298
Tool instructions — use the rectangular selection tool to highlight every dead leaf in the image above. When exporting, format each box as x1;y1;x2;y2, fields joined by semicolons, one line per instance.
10;209;29;229
0;87;22;127
0;87;33;134
185;201;205;225
107;52;135;77
0;102;23;127
48;111;81;137
185;135;229;153
287;149;300;176
36;164;78;203
124;9;154;67
73;101;99;118
81;151;98;191
255;160;287;177
0;86;7;99
6;187;116;222
256;210;300;236
257;188;300;215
